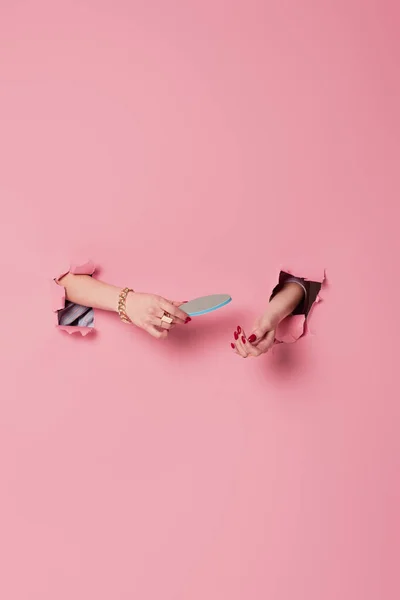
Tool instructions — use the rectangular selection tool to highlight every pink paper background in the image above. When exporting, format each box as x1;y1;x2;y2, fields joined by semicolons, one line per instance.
1;1;399;599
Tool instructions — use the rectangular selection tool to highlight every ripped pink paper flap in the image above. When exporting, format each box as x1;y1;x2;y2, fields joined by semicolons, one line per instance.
275;315;306;344
52;260;96;336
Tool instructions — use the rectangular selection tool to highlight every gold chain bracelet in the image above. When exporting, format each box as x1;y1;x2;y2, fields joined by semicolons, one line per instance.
118;288;134;324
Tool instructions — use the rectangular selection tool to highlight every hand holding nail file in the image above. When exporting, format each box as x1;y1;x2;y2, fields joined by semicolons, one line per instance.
179;294;232;317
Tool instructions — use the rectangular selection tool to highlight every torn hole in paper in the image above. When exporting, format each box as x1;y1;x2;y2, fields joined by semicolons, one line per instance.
271;268;325;344
52;260;96;336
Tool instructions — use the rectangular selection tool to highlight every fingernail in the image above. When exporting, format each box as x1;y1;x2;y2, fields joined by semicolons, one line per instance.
230;343;235;349
242;336;246;344
248;334;257;343
237;326;241;334
234;331;239;340
185;317;191;324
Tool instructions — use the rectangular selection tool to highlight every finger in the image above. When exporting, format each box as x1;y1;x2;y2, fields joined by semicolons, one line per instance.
146;324;168;339
153;307;181;328
160;299;189;324
152;316;174;330
247;316;274;346
156;316;177;331
151;309;174;327
230;342;239;354
235;342;247;358
256;329;275;354
232;328;246;354
247;326;266;345
163;300;187;309
240;329;262;357
237;328;262;358
233;329;249;358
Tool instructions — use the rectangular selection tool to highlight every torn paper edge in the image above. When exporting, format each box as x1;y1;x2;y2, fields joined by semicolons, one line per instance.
271;266;326;344
52;260;96;336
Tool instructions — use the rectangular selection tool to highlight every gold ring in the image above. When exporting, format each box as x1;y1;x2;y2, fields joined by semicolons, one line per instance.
161;312;173;324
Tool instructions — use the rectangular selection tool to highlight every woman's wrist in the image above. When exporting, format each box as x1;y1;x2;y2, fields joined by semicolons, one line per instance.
117;288;135;323
98;283;122;313
262;306;281;328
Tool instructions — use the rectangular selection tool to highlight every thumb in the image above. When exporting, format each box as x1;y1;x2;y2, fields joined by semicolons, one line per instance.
248;327;266;344
256;329;276;353
248;317;273;345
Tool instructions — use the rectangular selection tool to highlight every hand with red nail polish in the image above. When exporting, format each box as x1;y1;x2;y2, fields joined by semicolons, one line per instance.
231;313;278;358
124;294;190;339
244;314;277;357
230;278;307;358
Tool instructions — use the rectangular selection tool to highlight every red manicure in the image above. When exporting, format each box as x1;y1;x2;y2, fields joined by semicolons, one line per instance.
237;326;241;334
185;317;191;324
230;343;235;349
242;336;246;344
248;334;257;343
234;331;239;340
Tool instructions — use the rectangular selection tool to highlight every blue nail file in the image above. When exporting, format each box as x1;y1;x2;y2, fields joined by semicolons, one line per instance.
179;294;232;317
